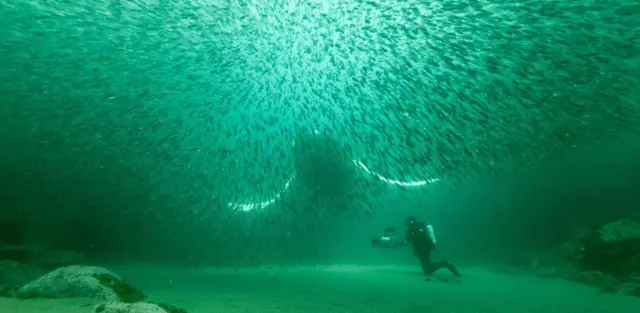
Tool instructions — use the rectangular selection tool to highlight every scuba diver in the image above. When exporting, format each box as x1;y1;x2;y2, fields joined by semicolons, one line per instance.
404;215;461;279
372;215;461;280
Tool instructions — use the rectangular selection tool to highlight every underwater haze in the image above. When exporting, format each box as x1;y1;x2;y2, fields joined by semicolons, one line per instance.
1;0;640;312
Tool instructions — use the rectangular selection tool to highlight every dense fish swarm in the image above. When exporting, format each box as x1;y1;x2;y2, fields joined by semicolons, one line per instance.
1;0;639;219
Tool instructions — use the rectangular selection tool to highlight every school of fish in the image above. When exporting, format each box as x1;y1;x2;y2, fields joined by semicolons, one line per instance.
1;0;638;227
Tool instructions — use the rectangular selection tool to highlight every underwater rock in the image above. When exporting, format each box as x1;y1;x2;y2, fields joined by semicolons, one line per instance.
94;302;188;313
15;265;143;301
0;260;30;287
150;302;188;313
572;272;640;296
94;302;167;313
0;285;15;297
526;243;583;279
0;260;43;297
619;272;640;296
527;221;640;297
599;219;640;243
581;219;640;279
92;272;145;303
616;282;640;297
571;271;622;293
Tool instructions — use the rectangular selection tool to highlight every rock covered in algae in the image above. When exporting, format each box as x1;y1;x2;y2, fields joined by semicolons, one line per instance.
150;302;189;313
581;219;640;279
94;302;166;313
16;265;144;302
94;302;188;313
92;272;146;303
598;219;640;243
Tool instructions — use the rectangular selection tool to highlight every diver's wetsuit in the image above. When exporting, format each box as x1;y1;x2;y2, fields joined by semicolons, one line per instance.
406;220;461;278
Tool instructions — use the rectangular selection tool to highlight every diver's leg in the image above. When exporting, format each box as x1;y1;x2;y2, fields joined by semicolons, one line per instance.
416;251;435;277
430;260;462;277
418;255;432;276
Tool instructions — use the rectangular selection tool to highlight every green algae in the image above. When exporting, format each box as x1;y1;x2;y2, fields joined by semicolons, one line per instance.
92;273;145;303
151;302;189;313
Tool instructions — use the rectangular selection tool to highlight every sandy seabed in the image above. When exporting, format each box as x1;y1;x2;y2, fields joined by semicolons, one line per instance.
1;265;638;313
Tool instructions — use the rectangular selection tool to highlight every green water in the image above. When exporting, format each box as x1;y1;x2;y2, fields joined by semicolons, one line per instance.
1;0;639;264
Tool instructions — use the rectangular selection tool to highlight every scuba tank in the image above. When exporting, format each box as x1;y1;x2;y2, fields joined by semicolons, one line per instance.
426;224;437;245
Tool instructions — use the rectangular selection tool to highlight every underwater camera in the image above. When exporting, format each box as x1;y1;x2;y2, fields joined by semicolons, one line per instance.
371;226;406;249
